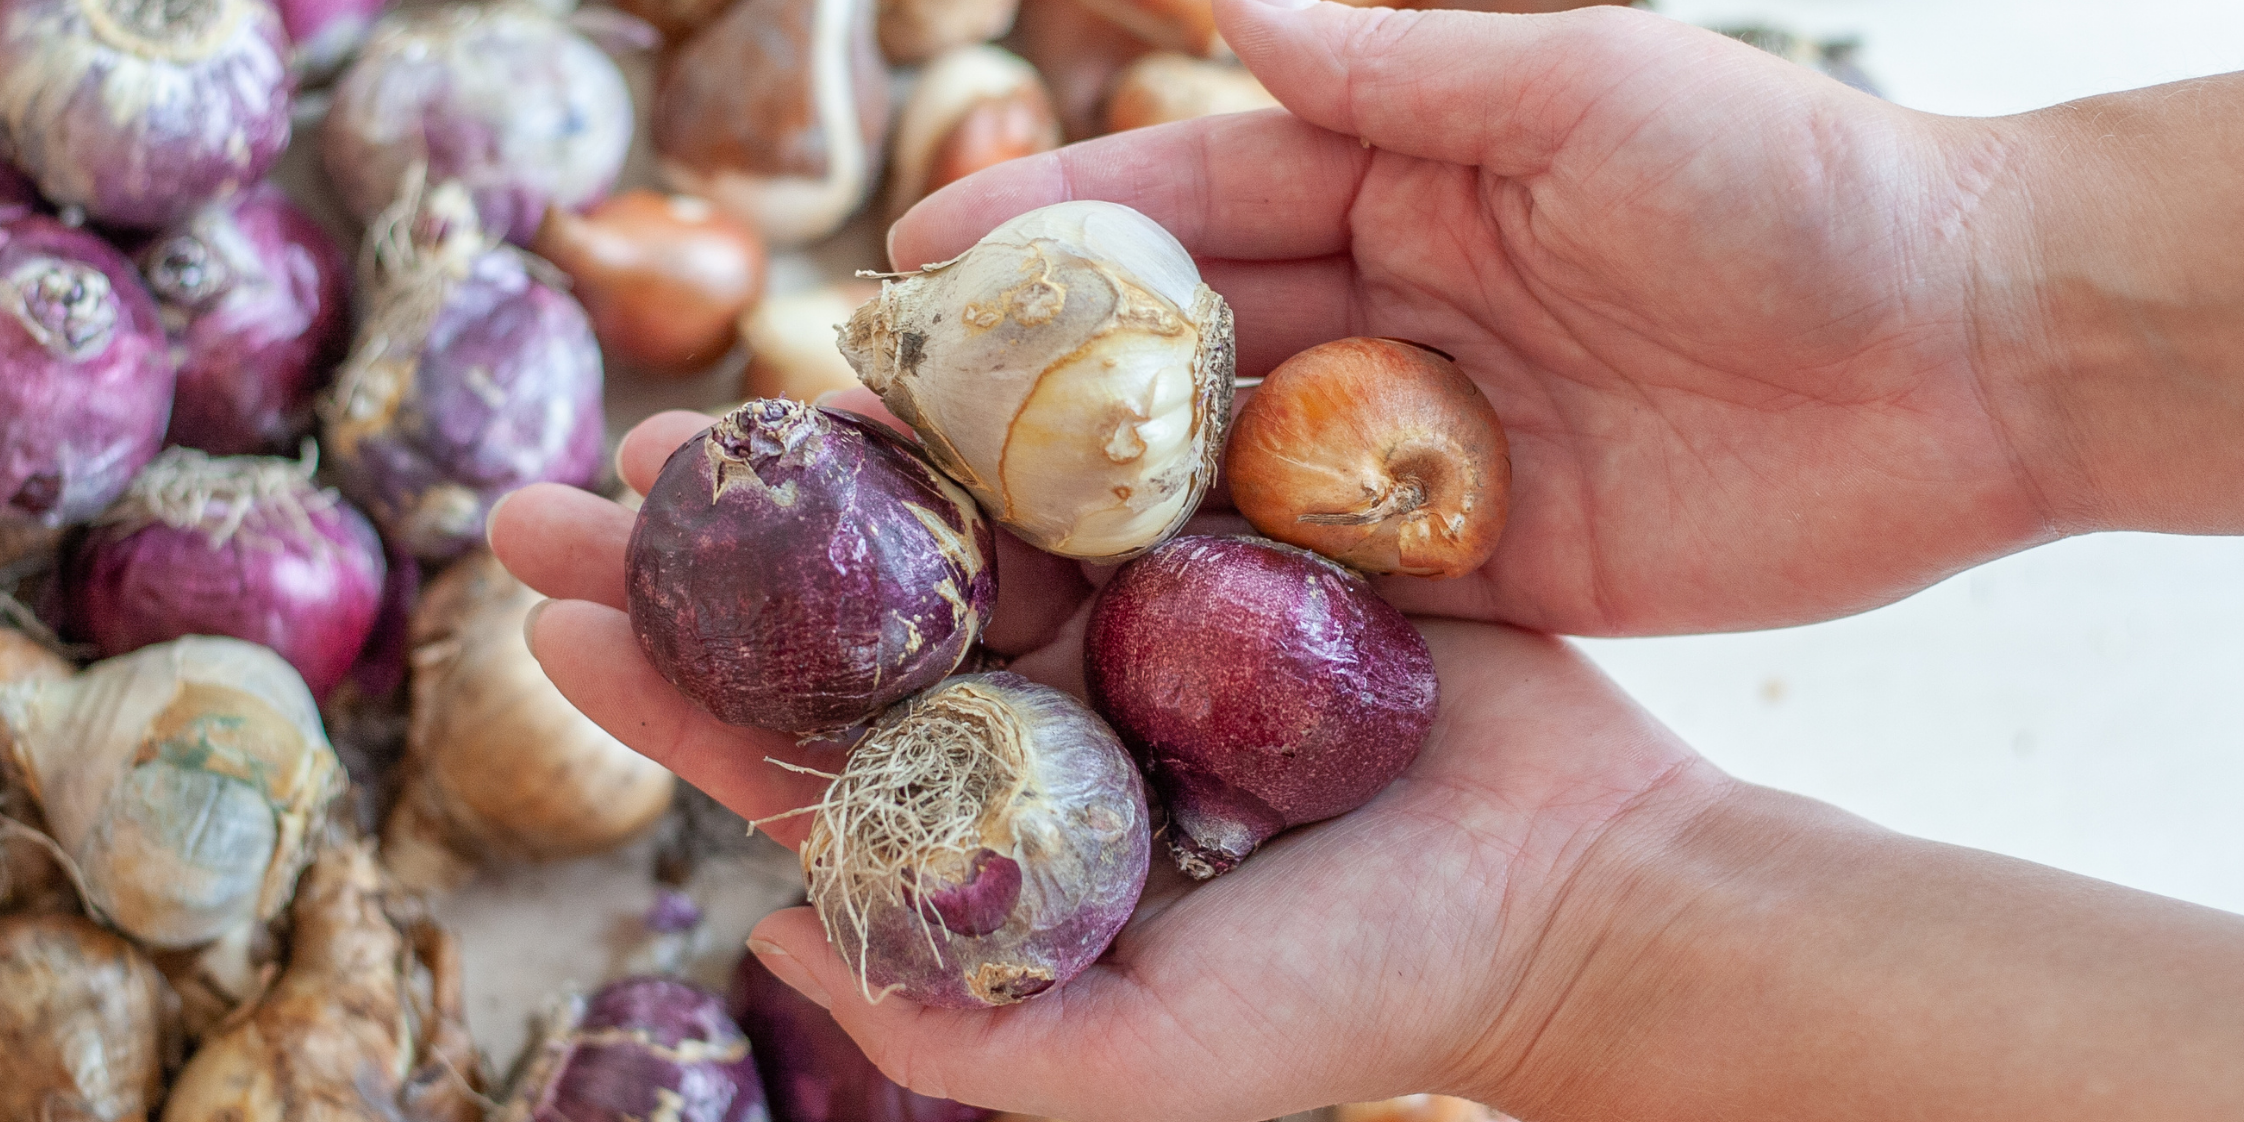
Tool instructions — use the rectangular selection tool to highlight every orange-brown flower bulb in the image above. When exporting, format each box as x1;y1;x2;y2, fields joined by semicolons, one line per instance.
1226;337;1510;579
532;190;768;376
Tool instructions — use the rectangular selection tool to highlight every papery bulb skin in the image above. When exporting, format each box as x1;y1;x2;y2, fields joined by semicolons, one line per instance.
1227;337;1510;578
730;949;996;1122
505;978;769;1122
278;0;390;79
877;0;1016;64
322;181;606;561
1084;535;1438;878
0;215;176;533
627;400;995;734
802;672;1149;1008
323;2;633;245
0;914;169;1122
145;183;352;456
0;0;292;229
886;46;1058;220
839;200;1233;562
383;551;675;893
532;189;768;376
159;840;490;1122
0;629;69;917
0;626;71;686
66;447;387;701
0;635;344;947
654;0;891;248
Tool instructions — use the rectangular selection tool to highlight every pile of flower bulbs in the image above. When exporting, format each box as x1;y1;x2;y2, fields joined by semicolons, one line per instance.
0;0;1870;1112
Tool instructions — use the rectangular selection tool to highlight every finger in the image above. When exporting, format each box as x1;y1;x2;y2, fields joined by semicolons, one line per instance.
487;484;634;609
1198;255;1360;379
984;529;1092;658
889;111;1373;270
812;386;912;437
745;907;1156;1119
526;598;833;848
1215;0;1680;176
1002;596;1092;699
617;410;719;497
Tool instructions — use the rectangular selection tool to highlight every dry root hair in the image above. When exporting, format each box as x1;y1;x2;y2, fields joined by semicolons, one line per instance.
802;681;1026;999
97;443;335;548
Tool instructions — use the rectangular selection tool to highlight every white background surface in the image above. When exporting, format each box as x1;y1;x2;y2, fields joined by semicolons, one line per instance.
1582;0;2244;914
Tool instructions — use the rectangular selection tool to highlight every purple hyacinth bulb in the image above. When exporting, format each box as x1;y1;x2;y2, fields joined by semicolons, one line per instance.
0;215;174;532
515;978;770;1122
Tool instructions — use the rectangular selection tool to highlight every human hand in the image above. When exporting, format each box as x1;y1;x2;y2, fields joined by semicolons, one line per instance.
491;407;2244;1122
895;0;2080;636
487;412;1725;1119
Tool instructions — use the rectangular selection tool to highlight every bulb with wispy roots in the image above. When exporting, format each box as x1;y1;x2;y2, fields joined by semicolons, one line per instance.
839;200;1234;563
802;671;1149;1008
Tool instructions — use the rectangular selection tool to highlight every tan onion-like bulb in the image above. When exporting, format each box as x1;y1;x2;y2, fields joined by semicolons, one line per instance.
0;623;72;915
162;840;488;1122
1072;0;1221;57
382;551;676;893
653;0;891;248
0;635;343;948
1103;51;1278;133
1226;337;1511;579
740;281;882;402
887;45;1059;220
839;200;1234;561
0;913;170;1122
1006;0;1153;141
877;0;1018;63
0;625;71;687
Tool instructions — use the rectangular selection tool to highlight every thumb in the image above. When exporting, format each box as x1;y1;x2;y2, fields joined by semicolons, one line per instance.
1213;0;1688;176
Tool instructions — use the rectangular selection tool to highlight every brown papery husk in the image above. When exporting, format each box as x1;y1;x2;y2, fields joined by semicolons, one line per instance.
1227;337;1511;579
0;625;74;914
0;623;72;687
161;839;488;1122
0;636;345;948
148;918;283;1043
0;791;75;915
383;552;675;893
0;913;173;1122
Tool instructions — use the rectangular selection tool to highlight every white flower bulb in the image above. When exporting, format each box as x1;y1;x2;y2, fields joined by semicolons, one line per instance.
839;200;1234;561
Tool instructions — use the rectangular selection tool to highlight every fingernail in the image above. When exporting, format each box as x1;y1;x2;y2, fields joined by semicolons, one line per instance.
749;939;831;1009
522;598;552;651
484;488;515;549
